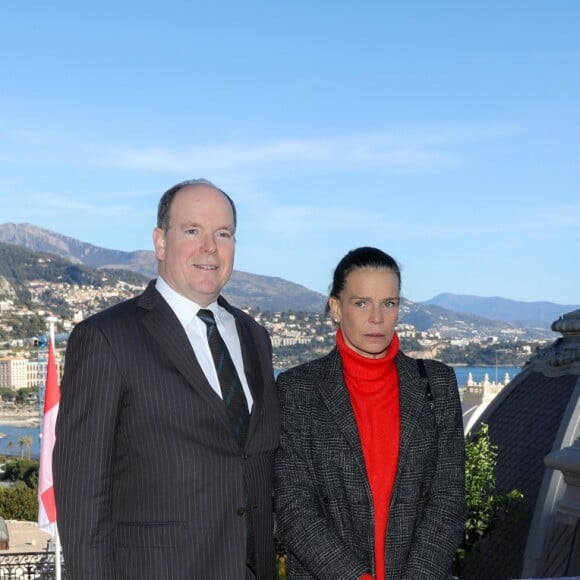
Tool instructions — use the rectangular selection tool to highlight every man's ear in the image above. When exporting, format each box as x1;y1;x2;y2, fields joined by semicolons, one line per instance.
152;227;166;260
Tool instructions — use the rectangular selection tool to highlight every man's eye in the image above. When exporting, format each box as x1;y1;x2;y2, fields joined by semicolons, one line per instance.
185;228;199;235
217;231;232;239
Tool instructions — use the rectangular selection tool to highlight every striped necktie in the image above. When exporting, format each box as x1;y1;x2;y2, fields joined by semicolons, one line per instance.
197;309;250;444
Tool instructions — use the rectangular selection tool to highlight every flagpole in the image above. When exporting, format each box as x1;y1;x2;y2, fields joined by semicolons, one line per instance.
55;523;62;580
45;319;62;580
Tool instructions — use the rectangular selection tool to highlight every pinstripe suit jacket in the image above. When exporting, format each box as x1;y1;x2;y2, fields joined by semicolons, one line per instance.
53;280;279;580
274;348;465;580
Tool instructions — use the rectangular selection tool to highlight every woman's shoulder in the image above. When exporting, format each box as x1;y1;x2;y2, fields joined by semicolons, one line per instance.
277;349;339;385
276;350;341;412
397;351;456;386
278;349;338;380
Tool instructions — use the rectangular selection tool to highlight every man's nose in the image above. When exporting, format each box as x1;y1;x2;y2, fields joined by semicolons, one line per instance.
201;233;217;253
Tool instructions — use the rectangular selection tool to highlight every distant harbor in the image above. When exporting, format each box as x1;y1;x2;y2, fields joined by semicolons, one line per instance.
0;407;41;458
0;424;41;459
452;365;520;388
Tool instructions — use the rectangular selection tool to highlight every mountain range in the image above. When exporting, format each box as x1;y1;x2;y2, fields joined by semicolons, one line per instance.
1;222;577;335
423;293;578;328
0;222;325;312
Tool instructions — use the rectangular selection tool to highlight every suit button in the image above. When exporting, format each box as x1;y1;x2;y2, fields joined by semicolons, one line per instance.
237;507;246;516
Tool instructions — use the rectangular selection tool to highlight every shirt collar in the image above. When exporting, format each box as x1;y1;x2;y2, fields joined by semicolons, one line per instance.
155;276;219;327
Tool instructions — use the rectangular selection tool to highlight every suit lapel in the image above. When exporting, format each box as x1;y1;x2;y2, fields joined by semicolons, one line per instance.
137;281;231;429
396;353;428;470
317;350;367;481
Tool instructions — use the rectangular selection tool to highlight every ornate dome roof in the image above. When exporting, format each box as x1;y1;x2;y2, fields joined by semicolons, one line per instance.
461;308;580;579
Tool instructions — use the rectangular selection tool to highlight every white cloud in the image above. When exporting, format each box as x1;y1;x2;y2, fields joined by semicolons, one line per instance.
111;126;513;175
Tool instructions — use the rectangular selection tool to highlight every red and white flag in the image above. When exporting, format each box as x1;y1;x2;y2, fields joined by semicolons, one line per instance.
38;335;60;533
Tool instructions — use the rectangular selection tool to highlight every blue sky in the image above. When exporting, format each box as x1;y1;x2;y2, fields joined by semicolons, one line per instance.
1;1;579;305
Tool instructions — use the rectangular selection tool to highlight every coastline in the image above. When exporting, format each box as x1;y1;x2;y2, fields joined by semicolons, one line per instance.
0;409;39;429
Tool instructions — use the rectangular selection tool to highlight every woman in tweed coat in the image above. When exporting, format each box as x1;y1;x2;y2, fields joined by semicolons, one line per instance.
274;247;465;580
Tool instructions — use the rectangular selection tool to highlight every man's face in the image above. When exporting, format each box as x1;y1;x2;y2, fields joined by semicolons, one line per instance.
153;184;235;306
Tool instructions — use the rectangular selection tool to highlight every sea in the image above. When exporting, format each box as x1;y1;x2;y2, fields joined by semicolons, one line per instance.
1;365;520;461
452;365;521;388
0;423;42;460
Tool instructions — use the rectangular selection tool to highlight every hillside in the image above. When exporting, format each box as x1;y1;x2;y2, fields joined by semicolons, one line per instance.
0;223;563;338
0;221;158;276
0;223;326;312
0;242;149;340
0;242;552;340
0;242;148;302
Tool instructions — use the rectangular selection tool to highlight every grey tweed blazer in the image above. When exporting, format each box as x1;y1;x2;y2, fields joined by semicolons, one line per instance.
274;347;465;580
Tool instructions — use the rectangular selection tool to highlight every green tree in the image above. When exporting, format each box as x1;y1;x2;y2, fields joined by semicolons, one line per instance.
1;458;39;488
14;387;37;406
0;482;38;521
453;423;523;576
0;387;15;402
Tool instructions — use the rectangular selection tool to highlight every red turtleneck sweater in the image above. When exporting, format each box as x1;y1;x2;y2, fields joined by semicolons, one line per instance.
337;329;401;580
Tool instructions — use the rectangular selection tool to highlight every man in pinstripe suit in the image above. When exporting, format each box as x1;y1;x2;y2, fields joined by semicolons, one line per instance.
54;179;279;579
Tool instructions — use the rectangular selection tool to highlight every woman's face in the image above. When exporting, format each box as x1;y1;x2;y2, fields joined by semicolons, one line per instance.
329;267;400;359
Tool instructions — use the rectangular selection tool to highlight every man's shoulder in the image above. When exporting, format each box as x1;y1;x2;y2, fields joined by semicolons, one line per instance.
78;287;148;329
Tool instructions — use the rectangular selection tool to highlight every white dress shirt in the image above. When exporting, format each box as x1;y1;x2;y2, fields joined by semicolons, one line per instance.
155;276;253;409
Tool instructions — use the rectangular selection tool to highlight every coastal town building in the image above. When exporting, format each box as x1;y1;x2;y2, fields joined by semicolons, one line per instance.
0;357;62;391
0;358;28;390
462;370;512;434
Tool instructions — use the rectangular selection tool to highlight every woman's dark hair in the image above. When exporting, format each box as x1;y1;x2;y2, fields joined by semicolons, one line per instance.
157;178;237;232
325;246;401;315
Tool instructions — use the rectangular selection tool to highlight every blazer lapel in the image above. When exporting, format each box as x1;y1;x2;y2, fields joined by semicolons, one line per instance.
137;281;231;428
317;350;367;481
396;353;428;469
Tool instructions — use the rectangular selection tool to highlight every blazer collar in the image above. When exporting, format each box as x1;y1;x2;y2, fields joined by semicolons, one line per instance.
318;348;429;482
396;353;430;468
318;349;367;477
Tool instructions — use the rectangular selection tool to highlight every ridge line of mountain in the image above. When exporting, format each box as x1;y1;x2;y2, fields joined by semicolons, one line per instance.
0;222;577;332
